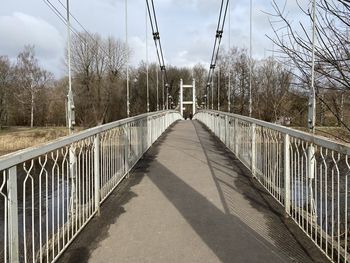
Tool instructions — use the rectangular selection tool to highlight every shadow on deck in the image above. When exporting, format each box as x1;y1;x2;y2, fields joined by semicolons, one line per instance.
57;120;329;263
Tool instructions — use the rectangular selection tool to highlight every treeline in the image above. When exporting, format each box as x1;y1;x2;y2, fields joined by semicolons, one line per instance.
0;46;56;128
268;0;350;129
0;28;348;129
190;48;346;127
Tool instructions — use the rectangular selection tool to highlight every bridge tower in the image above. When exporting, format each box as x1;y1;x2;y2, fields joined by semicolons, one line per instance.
179;79;196;118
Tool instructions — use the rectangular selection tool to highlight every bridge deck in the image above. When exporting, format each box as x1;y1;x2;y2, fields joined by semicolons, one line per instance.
59;120;329;263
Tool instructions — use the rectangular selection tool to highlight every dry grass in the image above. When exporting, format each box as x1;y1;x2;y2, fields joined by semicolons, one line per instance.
294;126;350;145
0;127;83;156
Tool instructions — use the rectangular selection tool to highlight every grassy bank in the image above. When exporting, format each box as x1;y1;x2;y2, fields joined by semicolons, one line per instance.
0;127;82;156
293;126;350;144
0;125;348;158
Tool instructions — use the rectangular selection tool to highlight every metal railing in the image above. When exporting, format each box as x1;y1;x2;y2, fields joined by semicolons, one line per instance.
195;110;350;263
0;110;181;263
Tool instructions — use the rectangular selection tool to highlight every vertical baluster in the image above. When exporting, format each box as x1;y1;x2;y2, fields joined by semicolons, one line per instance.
94;135;101;216
344;156;349;263
284;134;291;215
251;123;256;177
7;166;19;263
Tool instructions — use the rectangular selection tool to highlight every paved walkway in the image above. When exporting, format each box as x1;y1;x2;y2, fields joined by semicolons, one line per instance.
58;120;329;263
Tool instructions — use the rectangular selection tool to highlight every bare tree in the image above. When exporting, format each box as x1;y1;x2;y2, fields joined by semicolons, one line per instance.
0;56;12;128
233;50;250;115
70;32;96;125
103;36;128;122
192;63;207;107
15;46;52;128
269;0;350;129
256;57;292;122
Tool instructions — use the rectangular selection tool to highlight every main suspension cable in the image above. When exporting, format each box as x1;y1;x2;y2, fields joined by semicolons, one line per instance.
146;0;168;85
206;0;230;94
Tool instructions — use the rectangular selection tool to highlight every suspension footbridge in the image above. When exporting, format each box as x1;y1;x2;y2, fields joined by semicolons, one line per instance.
0;0;349;262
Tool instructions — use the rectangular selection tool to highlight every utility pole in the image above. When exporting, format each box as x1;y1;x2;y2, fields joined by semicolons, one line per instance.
125;0;130;117
306;0;317;220
308;0;317;133
145;2;149;112
249;0;253;117
66;0;77;226
228;0;231;112
66;0;75;133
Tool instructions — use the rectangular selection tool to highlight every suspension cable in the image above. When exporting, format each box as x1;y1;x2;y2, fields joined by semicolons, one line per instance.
146;0;168;85
56;0;111;57
206;0;230;96
43;0;113;60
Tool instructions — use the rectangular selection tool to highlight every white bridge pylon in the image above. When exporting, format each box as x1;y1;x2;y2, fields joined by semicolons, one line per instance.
179;79;196;117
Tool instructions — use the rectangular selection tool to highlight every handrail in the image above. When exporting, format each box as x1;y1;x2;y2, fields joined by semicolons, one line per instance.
195;110;350;263
0;111;177;170
203;110;350;155
0;110;182;263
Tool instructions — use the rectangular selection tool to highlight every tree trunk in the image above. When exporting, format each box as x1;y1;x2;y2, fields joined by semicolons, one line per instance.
320;94;325;126
30;92;34;128
340;92;344;127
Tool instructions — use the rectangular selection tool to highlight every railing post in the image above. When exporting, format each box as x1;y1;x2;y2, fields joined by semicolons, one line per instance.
192;79;196;115
158;116;160;137
8;166;19;263
251;123;256;177
308;143;316;216
180;79;183;117
148;117;150;149
234;118;239;155
216;115;219;136
308;144;315;180
124;124;130;176
94;134;100;215
151;117;153;145
69;145;77;221
216;116;219;137
225;115;229;146
284;134;291;215
228;118;231;150
212;115;215;133
208;113;211;130
213;115;215;134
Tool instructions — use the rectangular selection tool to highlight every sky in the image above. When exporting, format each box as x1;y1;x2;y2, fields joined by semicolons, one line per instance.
0;0;310;78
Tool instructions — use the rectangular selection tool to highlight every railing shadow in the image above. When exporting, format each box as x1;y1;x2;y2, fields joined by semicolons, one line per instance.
141;157;289;262
122;121;300;262
56;123;177;263
57;120;329;263
192;120;330;263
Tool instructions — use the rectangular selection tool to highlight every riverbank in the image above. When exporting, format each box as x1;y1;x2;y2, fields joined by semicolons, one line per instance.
0;126;83;156
294;126;350;144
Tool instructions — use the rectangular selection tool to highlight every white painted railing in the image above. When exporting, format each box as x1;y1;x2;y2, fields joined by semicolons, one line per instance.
195;110;350;263
0;110;182;263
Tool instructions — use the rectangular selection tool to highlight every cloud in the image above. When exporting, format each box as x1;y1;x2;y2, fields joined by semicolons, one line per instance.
0;12;64;76
0;0;308;77
0;12;64;58
129;36;158;65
